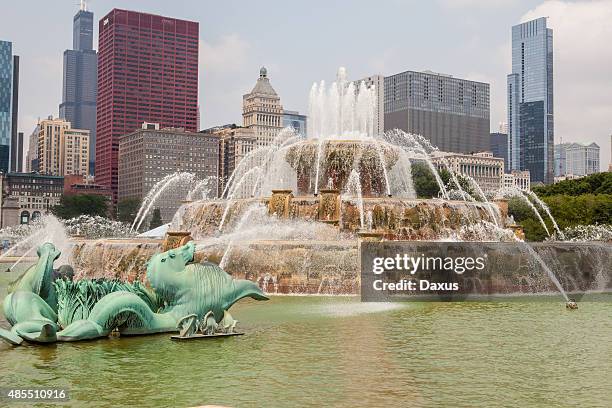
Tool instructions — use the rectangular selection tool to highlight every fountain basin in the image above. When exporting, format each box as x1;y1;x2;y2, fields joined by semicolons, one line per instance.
69;238;612;296
177;196;502;239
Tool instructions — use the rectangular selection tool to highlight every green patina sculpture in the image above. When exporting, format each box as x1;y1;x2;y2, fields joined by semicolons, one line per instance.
1;243;63;345
0;241;268;345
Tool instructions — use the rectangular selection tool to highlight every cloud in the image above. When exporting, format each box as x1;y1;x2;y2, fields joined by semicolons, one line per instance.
521;0;612;170
199;34;258;128
200;34;250;74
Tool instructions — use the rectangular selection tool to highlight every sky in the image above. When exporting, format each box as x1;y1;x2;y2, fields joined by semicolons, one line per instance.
1;0;611;170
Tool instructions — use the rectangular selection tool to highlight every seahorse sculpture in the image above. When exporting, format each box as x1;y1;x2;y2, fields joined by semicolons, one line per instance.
56;241;268;341
0;241;268;345
0;243;62;345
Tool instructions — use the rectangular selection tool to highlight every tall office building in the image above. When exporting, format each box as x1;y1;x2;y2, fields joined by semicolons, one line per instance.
59;3;97;174
37;116;90;177
200;124;256;197
96;9;199;202
0;40;19;173
490;132;508;172
384;70;490;153
15;132;23;172
10;55;19;172
118;123;218;223
243;67;283;147
25;125;39;172
507;17;554;184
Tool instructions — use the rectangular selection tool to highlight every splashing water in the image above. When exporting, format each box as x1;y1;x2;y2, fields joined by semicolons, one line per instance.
344;170;365;229
187;176;217;201
524;190;563;239
308;67;377;140
132;172;196;232
495;187;551;237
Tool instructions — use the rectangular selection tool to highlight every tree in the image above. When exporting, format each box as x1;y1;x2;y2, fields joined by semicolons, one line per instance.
117;198;141;224
411;161;442;198
507;193;612;241
149;208;163;230
533;172;612;196
52;194;109;219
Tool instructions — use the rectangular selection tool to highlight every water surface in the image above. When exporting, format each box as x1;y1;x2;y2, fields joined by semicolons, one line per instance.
1;267;610;407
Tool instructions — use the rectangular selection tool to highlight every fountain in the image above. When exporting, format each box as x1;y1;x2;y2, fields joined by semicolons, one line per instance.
17;67;610;299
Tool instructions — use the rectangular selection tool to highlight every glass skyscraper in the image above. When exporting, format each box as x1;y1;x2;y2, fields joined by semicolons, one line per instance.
59;6;98;175
0;40;18;173
507;17;554;184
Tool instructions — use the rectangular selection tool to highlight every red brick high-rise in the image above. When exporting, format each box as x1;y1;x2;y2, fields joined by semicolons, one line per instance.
96;9;198;202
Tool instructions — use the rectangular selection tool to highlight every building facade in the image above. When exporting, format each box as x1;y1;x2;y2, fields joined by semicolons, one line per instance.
0;40;19;173
201;124;256;197
354;74;384;136
243;67;284;147
489;132;508;172
59;5;98;174
63;174;112;201
37;117;90;177
96;9;199;202
282;110;307;137
507;17;554;184
555;142;600;177
384;70;490;154
25;125;39;172
502;170;531;191
118;125;218;223
433;151;504;194
0;172;63;226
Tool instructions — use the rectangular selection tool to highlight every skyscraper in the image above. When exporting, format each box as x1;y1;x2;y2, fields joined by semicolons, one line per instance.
37;116;90;177
59;3;97;175
243;67;283;147
96;9;199;202
118;124;218;223
0;40;18;173
490;132;508;171
384;70;490;154
507;17;554;184
10;55;18;172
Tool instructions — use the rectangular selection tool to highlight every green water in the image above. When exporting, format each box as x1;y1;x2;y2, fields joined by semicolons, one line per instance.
1;266;611;408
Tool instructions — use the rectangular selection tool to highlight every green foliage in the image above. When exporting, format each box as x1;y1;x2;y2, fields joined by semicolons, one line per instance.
507;197;549;241
117;198;141;223
52;194;108;219
412;161;442;198
533;172;612;196
544;194;612;228
508;194;612;241
411;161;476;199
149;208;163;230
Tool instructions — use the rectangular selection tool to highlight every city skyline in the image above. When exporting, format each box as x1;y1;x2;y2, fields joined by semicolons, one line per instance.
0;0;611;170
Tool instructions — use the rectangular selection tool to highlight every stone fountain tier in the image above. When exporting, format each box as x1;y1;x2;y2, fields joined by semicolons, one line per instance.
285;139;400;196
177;194;504;240
69;238;612;296
70;238;163;282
